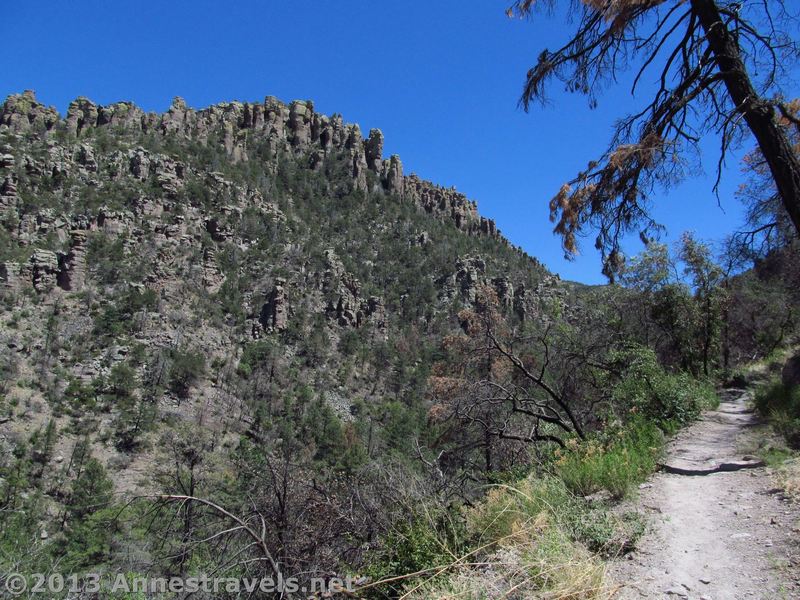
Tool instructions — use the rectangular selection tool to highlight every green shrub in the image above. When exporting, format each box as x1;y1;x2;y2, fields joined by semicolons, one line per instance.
612;346;718;431
554;419;664;499
87;233;127;285
364;510;466;598
237;339;277;378
93;287;158;339
168;349;206;399
754;380;800;448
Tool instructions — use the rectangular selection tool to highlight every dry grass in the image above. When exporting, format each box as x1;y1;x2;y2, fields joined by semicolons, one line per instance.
403;525;615;599
401;478;619;600
774;457;800;500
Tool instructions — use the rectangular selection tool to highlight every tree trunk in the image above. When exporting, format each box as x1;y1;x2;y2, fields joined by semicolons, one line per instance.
484;429;493;473
692;0;800;237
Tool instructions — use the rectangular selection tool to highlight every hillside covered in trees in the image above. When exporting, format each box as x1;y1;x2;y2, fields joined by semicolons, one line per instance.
0;89;798;598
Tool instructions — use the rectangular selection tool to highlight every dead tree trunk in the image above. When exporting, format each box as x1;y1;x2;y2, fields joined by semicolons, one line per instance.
692;0;800;237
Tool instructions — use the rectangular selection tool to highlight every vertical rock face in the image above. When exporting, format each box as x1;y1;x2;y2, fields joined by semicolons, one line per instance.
480;217;497;237
0;262;22;291
260;279;289;332
97;102;144;131
1;145;18;212
97;209;128;235
345;125;368;192
381;155;404;196
492;277;514;310
0;147;16;169
403;175;499;239
318;249;387;332
202;247;225;294
514;285;528;321
289;101;313;147
66;97;99;135
56;230;88;291
362;296;387;338
365;129;384;171
0;174;17;211
75;144;97;172
160;96;187;134
29;249;59;293
455;256;486;303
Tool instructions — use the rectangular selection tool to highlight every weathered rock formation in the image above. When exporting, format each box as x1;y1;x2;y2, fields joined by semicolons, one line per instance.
259;279;289;332
29;249;59;293
0;91;503;243
0;90;59;132
56;230;88;291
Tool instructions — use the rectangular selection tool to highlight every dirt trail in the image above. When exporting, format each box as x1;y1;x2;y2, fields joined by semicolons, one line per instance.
609;389;800;599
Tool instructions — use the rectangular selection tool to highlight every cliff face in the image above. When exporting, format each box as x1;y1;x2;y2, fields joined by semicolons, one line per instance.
0;91;503;243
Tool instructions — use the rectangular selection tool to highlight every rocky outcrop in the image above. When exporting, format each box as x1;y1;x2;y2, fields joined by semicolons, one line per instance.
455;256;486;303
382;155;404;196
289;101;313;147
0;173;17;210
66;97;99;135
0;91;506;243
56;231;88;291
97;209;129;235
323;249;363;327
0;91;59;133
436;256;536;322
0;262;22;291
0;145;18;211
513;285;528;320
362;295;387;336
29;249;59;293
365;129;384;171
0;147;15;169
97;101;145;132
404;175;500;240
492;277;514;310
1;232;89;295
260;279;289;332
75;143;97;172
320;249;386;332
202;247;225;294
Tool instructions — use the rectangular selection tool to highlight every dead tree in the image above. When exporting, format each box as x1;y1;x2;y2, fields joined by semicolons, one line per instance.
510;0;800;277
429;288;586;476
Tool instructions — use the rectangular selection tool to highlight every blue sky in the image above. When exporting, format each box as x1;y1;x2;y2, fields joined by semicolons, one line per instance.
2;1;789;283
